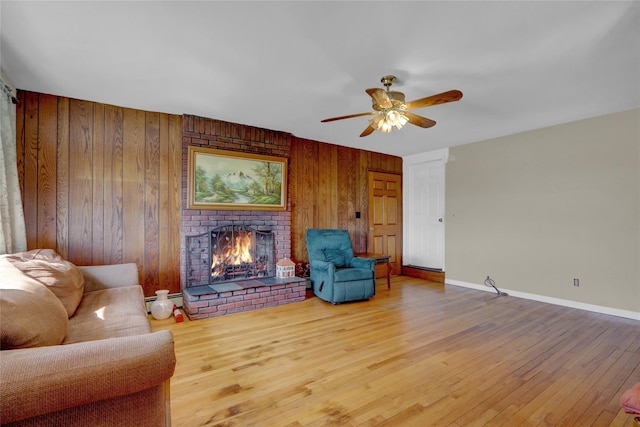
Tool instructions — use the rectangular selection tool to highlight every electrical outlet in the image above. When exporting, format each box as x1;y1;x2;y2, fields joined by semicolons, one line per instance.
573;278;580;287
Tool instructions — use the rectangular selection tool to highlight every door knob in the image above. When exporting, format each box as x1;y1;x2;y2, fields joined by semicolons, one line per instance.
369;227;374;231
438;218;443;222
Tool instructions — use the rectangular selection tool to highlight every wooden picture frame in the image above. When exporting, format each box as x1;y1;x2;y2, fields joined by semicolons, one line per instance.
187;146;287;211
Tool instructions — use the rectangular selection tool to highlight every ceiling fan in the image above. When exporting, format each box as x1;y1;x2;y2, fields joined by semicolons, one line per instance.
321;75;463;137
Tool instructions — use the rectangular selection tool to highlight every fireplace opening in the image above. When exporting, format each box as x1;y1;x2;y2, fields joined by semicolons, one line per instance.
185;225;275;287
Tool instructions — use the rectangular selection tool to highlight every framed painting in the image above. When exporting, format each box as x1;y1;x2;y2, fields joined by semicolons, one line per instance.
187;146;287;211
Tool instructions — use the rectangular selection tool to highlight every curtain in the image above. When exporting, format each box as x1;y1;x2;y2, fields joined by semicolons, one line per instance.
0;81;27;254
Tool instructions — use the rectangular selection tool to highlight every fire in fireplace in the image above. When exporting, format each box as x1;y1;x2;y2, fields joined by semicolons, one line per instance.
186;225;275;287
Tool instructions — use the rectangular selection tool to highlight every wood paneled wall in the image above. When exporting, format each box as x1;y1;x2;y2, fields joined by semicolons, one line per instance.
14;90;401;295
289;138;402;263
15;91;182;296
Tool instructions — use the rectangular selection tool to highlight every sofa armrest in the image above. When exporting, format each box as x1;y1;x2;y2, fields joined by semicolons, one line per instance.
0;330;176;424
79;263;139;292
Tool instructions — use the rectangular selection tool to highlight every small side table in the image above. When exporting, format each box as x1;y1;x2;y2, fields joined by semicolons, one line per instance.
355;252;392;289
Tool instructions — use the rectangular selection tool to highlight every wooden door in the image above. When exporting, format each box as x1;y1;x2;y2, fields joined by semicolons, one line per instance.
367;171;402;276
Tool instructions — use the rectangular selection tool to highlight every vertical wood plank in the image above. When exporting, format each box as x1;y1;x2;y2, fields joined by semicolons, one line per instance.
23;92;39;249
104;105;124;264
168;115;182;292
68;99;93;265
300;140;317;260
346;148;357;239
122;108;145;282
144;112;161;293
56;97;70;259
336;146;352;232
317;143;332;230
329;144;339;229
289;139;300;259
37;93;58;248
370;152;382;171
355;150;369;252
15;91;26;197
92;103;105;263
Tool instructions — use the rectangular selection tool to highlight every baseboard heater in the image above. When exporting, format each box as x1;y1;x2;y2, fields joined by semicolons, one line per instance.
404;265;443;273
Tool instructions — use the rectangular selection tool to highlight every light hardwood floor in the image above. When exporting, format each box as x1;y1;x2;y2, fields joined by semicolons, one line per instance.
151;276;640;427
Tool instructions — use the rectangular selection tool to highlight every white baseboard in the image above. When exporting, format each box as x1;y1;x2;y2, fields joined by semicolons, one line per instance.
445;279;640;321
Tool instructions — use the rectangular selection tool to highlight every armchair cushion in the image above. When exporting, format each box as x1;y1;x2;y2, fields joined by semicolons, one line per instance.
335;267;374;282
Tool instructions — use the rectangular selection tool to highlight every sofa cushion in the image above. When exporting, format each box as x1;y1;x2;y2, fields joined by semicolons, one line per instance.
0;258;69;349
3;249;84;317
64;285;151;344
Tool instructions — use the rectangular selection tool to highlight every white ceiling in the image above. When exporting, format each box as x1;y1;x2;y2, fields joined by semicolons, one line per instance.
1;1;639;157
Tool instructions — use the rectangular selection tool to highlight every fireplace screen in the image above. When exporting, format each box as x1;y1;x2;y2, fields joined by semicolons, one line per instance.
186;225;275;287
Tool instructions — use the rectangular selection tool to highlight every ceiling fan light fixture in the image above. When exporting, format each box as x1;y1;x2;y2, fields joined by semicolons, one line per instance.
387;110;408;129
369;109;408;133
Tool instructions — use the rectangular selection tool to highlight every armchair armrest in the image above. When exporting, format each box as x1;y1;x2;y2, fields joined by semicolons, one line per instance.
350;256;376;271
309;260;336;297
310;259;334;273
0;330;176;424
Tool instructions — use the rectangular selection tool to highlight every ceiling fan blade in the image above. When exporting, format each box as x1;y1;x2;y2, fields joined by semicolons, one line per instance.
321;112;375;123
360;125;375;137
366;88;392;109
404;89;463;110
404;111;437;128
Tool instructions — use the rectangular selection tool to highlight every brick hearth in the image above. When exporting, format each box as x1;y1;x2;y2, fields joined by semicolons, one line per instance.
183;277;306;320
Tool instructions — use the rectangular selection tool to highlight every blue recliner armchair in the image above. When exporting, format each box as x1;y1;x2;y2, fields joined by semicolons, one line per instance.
305;229;376;304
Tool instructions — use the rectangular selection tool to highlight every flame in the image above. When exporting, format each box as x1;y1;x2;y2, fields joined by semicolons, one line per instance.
212;232;253;277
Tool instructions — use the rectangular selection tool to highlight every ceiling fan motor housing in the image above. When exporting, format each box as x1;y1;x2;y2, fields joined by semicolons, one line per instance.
372;91;406;111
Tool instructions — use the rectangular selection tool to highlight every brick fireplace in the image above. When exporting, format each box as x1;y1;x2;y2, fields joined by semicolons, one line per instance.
180;116;304;320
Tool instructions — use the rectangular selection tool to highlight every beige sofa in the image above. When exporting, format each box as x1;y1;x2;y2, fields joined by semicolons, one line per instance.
0;249;176;427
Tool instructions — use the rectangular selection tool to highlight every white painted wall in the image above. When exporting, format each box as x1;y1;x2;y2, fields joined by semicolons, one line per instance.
445;108;639;316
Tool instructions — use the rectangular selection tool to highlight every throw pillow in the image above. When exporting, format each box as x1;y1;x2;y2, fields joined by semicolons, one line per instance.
3;249;84;317
0;260;69;349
